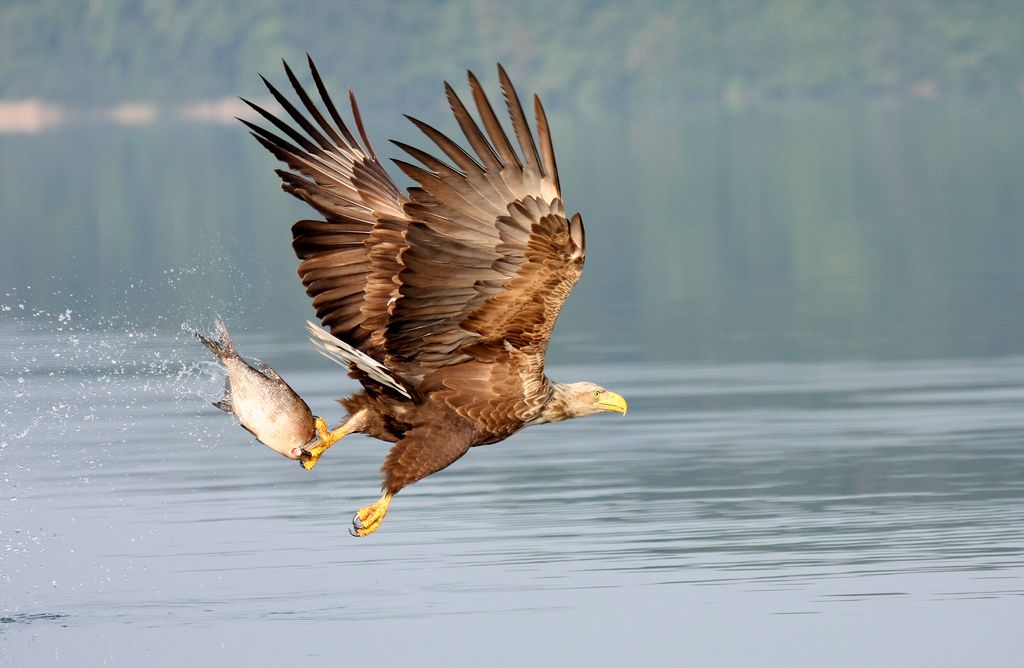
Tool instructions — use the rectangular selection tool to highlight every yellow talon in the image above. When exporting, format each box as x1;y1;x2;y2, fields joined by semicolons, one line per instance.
299;416;349;471
315;416;331;440
350;492;393;537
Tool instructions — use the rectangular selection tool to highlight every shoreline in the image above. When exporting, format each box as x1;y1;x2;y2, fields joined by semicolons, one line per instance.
2;85;1021;134
0;98;277;133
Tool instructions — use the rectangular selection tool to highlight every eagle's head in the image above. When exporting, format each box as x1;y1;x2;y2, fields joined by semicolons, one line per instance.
536;381;628;423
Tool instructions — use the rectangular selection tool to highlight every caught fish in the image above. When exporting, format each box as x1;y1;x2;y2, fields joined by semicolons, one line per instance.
195;316;322;461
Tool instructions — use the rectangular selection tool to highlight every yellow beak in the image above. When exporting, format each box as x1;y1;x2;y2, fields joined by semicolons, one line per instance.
596;391;628;415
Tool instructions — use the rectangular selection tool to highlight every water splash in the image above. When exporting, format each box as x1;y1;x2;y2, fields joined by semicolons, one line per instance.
0;265;254;612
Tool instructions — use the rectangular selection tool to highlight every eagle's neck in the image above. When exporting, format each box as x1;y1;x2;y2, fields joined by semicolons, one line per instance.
529;381;574;425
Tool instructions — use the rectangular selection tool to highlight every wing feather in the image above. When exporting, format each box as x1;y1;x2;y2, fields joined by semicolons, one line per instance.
498;64;542;175
534;95;560;194
384;66;585;382
243;58;410;359
467;71;521;169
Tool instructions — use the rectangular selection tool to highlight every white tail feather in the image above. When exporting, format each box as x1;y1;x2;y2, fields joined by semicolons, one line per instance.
305;321;411;398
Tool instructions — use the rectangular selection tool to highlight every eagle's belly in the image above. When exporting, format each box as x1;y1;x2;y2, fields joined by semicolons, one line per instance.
472;425;524;446
449;391;538;446
343;388;536;447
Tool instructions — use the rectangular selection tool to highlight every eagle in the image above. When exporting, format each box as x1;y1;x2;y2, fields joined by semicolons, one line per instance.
241;57;627;537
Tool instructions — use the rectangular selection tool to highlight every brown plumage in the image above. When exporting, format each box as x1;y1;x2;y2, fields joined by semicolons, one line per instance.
242;57;627;536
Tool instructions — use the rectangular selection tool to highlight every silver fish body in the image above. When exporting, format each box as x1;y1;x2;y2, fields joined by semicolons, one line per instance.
196;317;315;459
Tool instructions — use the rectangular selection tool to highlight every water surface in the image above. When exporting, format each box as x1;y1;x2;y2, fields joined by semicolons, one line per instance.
2;102;1024;666
3;322;1023;666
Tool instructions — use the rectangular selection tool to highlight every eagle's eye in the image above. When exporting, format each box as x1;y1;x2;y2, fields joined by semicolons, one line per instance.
593;390;602;398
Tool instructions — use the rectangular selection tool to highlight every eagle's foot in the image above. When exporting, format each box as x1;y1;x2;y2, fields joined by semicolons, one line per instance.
350;492;393;537
299;416;347;471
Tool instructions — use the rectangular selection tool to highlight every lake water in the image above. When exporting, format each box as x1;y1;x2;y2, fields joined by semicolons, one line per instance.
2;101;1023;666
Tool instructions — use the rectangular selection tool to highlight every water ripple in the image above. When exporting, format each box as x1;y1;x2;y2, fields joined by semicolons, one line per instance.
3;325;1024;628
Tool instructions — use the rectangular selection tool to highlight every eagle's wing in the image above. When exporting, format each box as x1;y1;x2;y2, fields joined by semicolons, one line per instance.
240;56;409;357
245;61;585;393
384;66;586;380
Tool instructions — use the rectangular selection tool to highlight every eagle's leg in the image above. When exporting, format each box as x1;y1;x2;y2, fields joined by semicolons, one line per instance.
347;421;473;537
299;409;367;471
350;490;393;537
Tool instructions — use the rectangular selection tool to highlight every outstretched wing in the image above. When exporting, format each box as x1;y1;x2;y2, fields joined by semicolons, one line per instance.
240;56;409;356
245;61;585;392
385;66;586;378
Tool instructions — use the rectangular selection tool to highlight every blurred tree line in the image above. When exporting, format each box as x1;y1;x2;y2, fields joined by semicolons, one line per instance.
1;0;1022;109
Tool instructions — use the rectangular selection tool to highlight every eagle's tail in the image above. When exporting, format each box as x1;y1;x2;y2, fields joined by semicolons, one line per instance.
305;321;412;399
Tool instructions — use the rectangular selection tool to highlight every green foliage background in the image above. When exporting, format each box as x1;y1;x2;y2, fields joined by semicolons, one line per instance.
1;0;1022;108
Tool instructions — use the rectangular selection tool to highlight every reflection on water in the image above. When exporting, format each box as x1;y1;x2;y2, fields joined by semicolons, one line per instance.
2;103;1023;364
2;321;1023;664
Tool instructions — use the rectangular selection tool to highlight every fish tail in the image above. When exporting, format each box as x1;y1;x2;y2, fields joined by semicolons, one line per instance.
195;315;236;360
